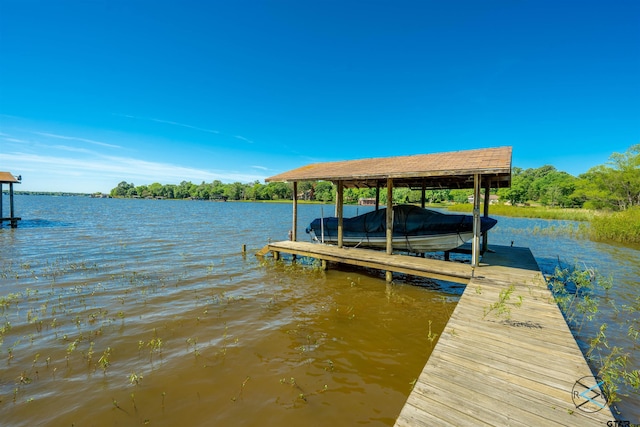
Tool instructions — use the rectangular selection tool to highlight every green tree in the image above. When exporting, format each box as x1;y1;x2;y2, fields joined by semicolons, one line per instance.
148;182;163;197
193;181;210;200
536;171;577;207
224;182;245;200
210;180;225;199
498;168;527;205
298;181;315;201
163;184;176;199
523;165;556;201
136;185;150;198
175;181;192;199
314;182;334;202
111;181;134;197
573;144;640;210
450;189;471;204
393;188;411;204
248;181;263;200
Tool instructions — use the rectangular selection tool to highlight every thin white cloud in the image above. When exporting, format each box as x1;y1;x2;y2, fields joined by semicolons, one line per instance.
2;137;30;143
51;145;93;154
251;165;268;171
0;152;267;188
117;114;221;134
149;118;221;134
33;131;122;149
233;135;254;144
117;113;256;144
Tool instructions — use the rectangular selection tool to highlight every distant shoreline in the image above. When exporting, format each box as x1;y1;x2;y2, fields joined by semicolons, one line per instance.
2;191;92;197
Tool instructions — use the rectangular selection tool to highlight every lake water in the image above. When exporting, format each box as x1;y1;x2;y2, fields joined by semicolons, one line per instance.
1;195;638;425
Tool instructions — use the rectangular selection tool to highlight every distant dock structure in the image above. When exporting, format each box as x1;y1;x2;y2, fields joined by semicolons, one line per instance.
0;172;21;228
358;197;377;206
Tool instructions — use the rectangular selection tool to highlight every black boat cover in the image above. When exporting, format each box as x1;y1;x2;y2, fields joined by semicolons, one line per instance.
306;205;497;239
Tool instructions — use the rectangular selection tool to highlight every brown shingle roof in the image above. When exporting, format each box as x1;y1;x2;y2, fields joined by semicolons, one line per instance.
0;172;20;184
266;147;512;189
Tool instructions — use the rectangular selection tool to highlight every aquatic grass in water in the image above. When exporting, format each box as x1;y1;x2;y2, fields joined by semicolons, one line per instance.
450;203;640;244
548;263;639;412
590;206;640;245
448;203;595;221
0;252;452;426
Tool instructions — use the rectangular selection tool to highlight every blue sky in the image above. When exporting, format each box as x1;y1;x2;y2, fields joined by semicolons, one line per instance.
1;0;638;193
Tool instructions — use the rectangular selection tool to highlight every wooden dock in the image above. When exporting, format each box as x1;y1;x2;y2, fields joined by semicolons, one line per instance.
259;241;614;425
396;246;613;426
260;240;473;284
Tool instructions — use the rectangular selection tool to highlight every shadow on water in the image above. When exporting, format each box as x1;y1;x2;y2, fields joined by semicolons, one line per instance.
7;218;73;228
285;253;467;296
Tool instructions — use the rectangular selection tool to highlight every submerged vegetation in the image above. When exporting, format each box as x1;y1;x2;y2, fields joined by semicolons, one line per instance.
447;204;595;221
447;204;640;245
590;206;640;245
548;263;640;412
0;251;449;425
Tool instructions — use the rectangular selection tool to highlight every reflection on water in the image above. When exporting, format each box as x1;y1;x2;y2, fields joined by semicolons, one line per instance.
0;195;638;424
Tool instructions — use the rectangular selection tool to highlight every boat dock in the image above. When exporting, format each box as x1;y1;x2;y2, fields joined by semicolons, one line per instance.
0;171;22;228
262;148;612;424
258;241;614;425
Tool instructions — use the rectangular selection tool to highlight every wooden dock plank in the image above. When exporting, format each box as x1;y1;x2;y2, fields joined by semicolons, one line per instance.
262;241;473;283
394;246;613;426
412;370;562;426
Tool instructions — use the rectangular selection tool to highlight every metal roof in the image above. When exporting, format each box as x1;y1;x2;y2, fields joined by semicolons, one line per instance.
266;147;512;189
0;172;20;184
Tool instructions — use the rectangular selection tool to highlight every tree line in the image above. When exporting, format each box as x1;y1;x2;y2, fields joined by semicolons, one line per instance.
109;144;639;211
498;144;639;210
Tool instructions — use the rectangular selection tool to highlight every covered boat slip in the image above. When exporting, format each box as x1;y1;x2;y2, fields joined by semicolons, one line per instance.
265;146;513;274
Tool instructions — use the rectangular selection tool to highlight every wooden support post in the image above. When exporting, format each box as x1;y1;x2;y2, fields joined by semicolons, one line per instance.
471;174;481;269
336;181;344;248
321;259;327;270
0;183;3;221
273;251;280;261
292;181;298;242
9;183;14;219
375;182;380;211
482;180;491;253
421;180;426;208
386;179;393;255
9;183;17;228
386;179;394;283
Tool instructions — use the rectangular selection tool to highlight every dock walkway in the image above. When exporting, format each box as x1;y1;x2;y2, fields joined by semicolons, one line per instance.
394;246;613;426
260;241;613;425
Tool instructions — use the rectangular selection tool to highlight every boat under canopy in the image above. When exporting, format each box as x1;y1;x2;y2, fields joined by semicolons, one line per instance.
306;205;497;253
